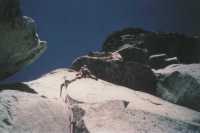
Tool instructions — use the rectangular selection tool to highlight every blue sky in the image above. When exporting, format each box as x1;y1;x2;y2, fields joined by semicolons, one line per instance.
3;0;200;83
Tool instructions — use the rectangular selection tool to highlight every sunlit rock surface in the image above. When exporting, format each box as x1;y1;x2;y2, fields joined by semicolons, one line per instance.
0;0;47;80
79;100;200;133
25;69;200;133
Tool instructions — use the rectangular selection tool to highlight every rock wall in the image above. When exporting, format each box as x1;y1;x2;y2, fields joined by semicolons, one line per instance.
25;69;200;133
0;0;47;80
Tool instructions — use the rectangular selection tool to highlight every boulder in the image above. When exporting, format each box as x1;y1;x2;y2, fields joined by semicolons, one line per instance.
155;64;200;111
25;69;200;133
0;90;71;133
0;0;47;80
71;56;156;94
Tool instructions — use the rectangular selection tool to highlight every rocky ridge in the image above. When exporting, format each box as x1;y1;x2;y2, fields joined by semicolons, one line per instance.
102;28;200;65
72;56;156;94
0;0;200;132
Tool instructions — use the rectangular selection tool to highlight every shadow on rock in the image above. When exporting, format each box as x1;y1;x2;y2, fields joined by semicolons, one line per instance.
0;83;37;94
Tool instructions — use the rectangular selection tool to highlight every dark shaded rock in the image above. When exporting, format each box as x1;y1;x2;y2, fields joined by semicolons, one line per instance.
0;0;47;80
102;28;148;52
148;54;168;69
70;105;89;133
103;28;200;64
165;57;179;66
149;54;179;69
88;51;123;61
0;0;21;21
117;44;148;64
155;64;200;112
0;83;37;94
88;51;111;57
71;56;156;94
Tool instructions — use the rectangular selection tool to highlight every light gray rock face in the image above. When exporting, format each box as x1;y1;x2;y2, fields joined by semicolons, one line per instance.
0;0;47;80
26;69;200;133
155;64;200;112
76;100;200;133
0;90;70;133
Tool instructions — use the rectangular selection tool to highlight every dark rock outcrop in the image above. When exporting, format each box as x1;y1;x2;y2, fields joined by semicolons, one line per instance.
0;0;21;21
155;64;200;112
102;28;148;52
117;44;148;64
71;56;156;94
148;54;179;69
0;0;47;80
148;54;168;69
102;28;200;66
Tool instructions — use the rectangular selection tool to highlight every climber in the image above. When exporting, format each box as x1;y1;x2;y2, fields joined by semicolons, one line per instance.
60;76;71;97
76;65;98;80
75;65;90;78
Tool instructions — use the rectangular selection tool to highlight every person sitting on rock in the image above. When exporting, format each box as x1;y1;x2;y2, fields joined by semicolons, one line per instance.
60;76;71;97
76;65;98;80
